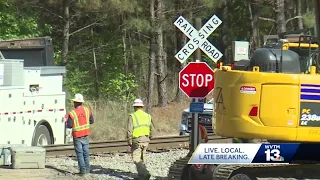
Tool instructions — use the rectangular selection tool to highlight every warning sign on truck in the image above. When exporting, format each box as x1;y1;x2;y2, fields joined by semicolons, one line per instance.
240;86;256;94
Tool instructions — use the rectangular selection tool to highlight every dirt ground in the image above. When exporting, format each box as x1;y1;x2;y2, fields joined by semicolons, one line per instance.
1;165;318;180
0;166;74;180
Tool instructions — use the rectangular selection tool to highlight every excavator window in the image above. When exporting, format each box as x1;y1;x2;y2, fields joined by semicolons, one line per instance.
289;46;318;73
261;34;320;74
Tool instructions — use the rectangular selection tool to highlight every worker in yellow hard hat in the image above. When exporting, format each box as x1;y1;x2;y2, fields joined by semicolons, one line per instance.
127;99;153;180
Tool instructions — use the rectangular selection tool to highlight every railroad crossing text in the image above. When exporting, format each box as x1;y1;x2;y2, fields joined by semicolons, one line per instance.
173;15;223;63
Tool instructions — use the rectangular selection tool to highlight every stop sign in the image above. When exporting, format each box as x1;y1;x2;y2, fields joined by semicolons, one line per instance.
179;62;215;98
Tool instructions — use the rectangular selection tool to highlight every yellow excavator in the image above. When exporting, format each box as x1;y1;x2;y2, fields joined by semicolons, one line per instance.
211;3;320;180
168;2;320;180
168;29;320;180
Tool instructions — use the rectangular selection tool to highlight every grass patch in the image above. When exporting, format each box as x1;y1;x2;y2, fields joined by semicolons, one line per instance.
76;99;190;141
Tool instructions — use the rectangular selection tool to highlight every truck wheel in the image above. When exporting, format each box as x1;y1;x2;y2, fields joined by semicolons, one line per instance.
32;125;52;146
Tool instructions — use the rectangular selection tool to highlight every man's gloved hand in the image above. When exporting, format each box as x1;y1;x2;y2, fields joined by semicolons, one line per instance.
127;140;132;147
127;141;132;153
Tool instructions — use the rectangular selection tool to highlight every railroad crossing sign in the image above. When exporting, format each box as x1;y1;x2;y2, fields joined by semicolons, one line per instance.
179;62;215;98
174;14;223;64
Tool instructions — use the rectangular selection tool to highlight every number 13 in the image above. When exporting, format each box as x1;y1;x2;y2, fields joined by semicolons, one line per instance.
265;149;280;161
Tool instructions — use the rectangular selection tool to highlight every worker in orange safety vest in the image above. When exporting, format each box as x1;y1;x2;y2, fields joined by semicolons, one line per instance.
189;124;209;149
66;93;94;176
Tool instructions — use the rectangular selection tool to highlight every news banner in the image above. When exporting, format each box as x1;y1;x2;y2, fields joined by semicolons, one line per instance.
188;143;320;164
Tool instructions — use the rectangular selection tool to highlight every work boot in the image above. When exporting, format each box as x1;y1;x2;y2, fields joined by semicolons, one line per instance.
75;172;86;177
134;175;144;180
144;173;151;180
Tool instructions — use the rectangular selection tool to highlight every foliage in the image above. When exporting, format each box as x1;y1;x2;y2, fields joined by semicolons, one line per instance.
0;0;317;140
303;10;315;28
64;68;93;97
0;0;51;39
0;0;317;102
102;73;138;102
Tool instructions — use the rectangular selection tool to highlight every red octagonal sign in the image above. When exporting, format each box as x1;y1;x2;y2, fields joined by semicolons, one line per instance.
179;62;215;98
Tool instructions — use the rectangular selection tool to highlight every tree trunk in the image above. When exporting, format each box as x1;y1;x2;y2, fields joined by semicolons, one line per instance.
91;27;99;99
128;32;136;78
248;0;260;54
146;0;156;114
62;0;71;65
174;0;186;103
155;0;168;107
221;0;230;62
297;0;304;29
121;14;128;76
174;32;186;103
287;0;295;30
306;0;310;12
276;0;286;33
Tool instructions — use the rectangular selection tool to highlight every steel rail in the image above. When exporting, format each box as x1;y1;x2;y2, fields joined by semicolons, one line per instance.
44;135;232;157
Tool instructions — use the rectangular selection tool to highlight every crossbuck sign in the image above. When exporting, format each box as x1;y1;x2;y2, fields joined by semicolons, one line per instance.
174;15;223;63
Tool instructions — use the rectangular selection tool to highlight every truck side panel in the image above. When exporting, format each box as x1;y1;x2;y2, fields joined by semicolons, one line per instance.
0;88;25;144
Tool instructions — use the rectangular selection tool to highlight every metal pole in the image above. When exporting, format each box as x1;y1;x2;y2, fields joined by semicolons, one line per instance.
189;18;202;154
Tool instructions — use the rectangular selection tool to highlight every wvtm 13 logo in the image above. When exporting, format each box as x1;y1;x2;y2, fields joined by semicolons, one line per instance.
264;145;284;162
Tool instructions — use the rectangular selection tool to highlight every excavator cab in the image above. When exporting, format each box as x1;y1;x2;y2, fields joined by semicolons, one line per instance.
263;31;320;74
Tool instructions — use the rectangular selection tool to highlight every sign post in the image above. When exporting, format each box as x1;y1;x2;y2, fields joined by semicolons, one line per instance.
192;18;202;154
174;14;223;155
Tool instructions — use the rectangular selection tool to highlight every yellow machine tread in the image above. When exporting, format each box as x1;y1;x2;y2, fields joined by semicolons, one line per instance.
213;164;285;180
167;157;189;180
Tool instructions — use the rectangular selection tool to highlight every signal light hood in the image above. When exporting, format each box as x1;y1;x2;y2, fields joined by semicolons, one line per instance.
216;60;221;69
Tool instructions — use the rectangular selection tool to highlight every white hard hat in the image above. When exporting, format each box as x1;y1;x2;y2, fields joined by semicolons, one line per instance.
132;99;144;107
72;93;85;103
279;39;289;42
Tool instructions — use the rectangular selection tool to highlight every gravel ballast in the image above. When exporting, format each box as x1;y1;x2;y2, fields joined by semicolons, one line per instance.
44;149;318;180
46;149;189;180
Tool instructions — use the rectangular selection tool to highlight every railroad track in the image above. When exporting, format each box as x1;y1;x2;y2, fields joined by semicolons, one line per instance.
43;135;232;157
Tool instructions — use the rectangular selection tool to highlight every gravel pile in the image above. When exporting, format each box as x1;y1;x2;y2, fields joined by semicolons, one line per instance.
46;149;189;180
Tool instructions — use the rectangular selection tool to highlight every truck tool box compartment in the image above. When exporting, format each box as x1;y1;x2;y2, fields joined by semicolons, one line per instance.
0;144;27;166
9;146;46;169
0;146;11;166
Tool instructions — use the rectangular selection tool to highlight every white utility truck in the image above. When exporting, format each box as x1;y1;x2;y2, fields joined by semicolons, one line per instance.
0;37;70;146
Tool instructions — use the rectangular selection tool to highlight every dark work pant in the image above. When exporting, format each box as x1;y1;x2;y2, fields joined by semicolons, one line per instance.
73;136;90;173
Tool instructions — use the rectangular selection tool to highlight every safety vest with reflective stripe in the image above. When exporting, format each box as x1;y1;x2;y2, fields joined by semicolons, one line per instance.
189;125;208;145
130;110;151;138
69;106;90;138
